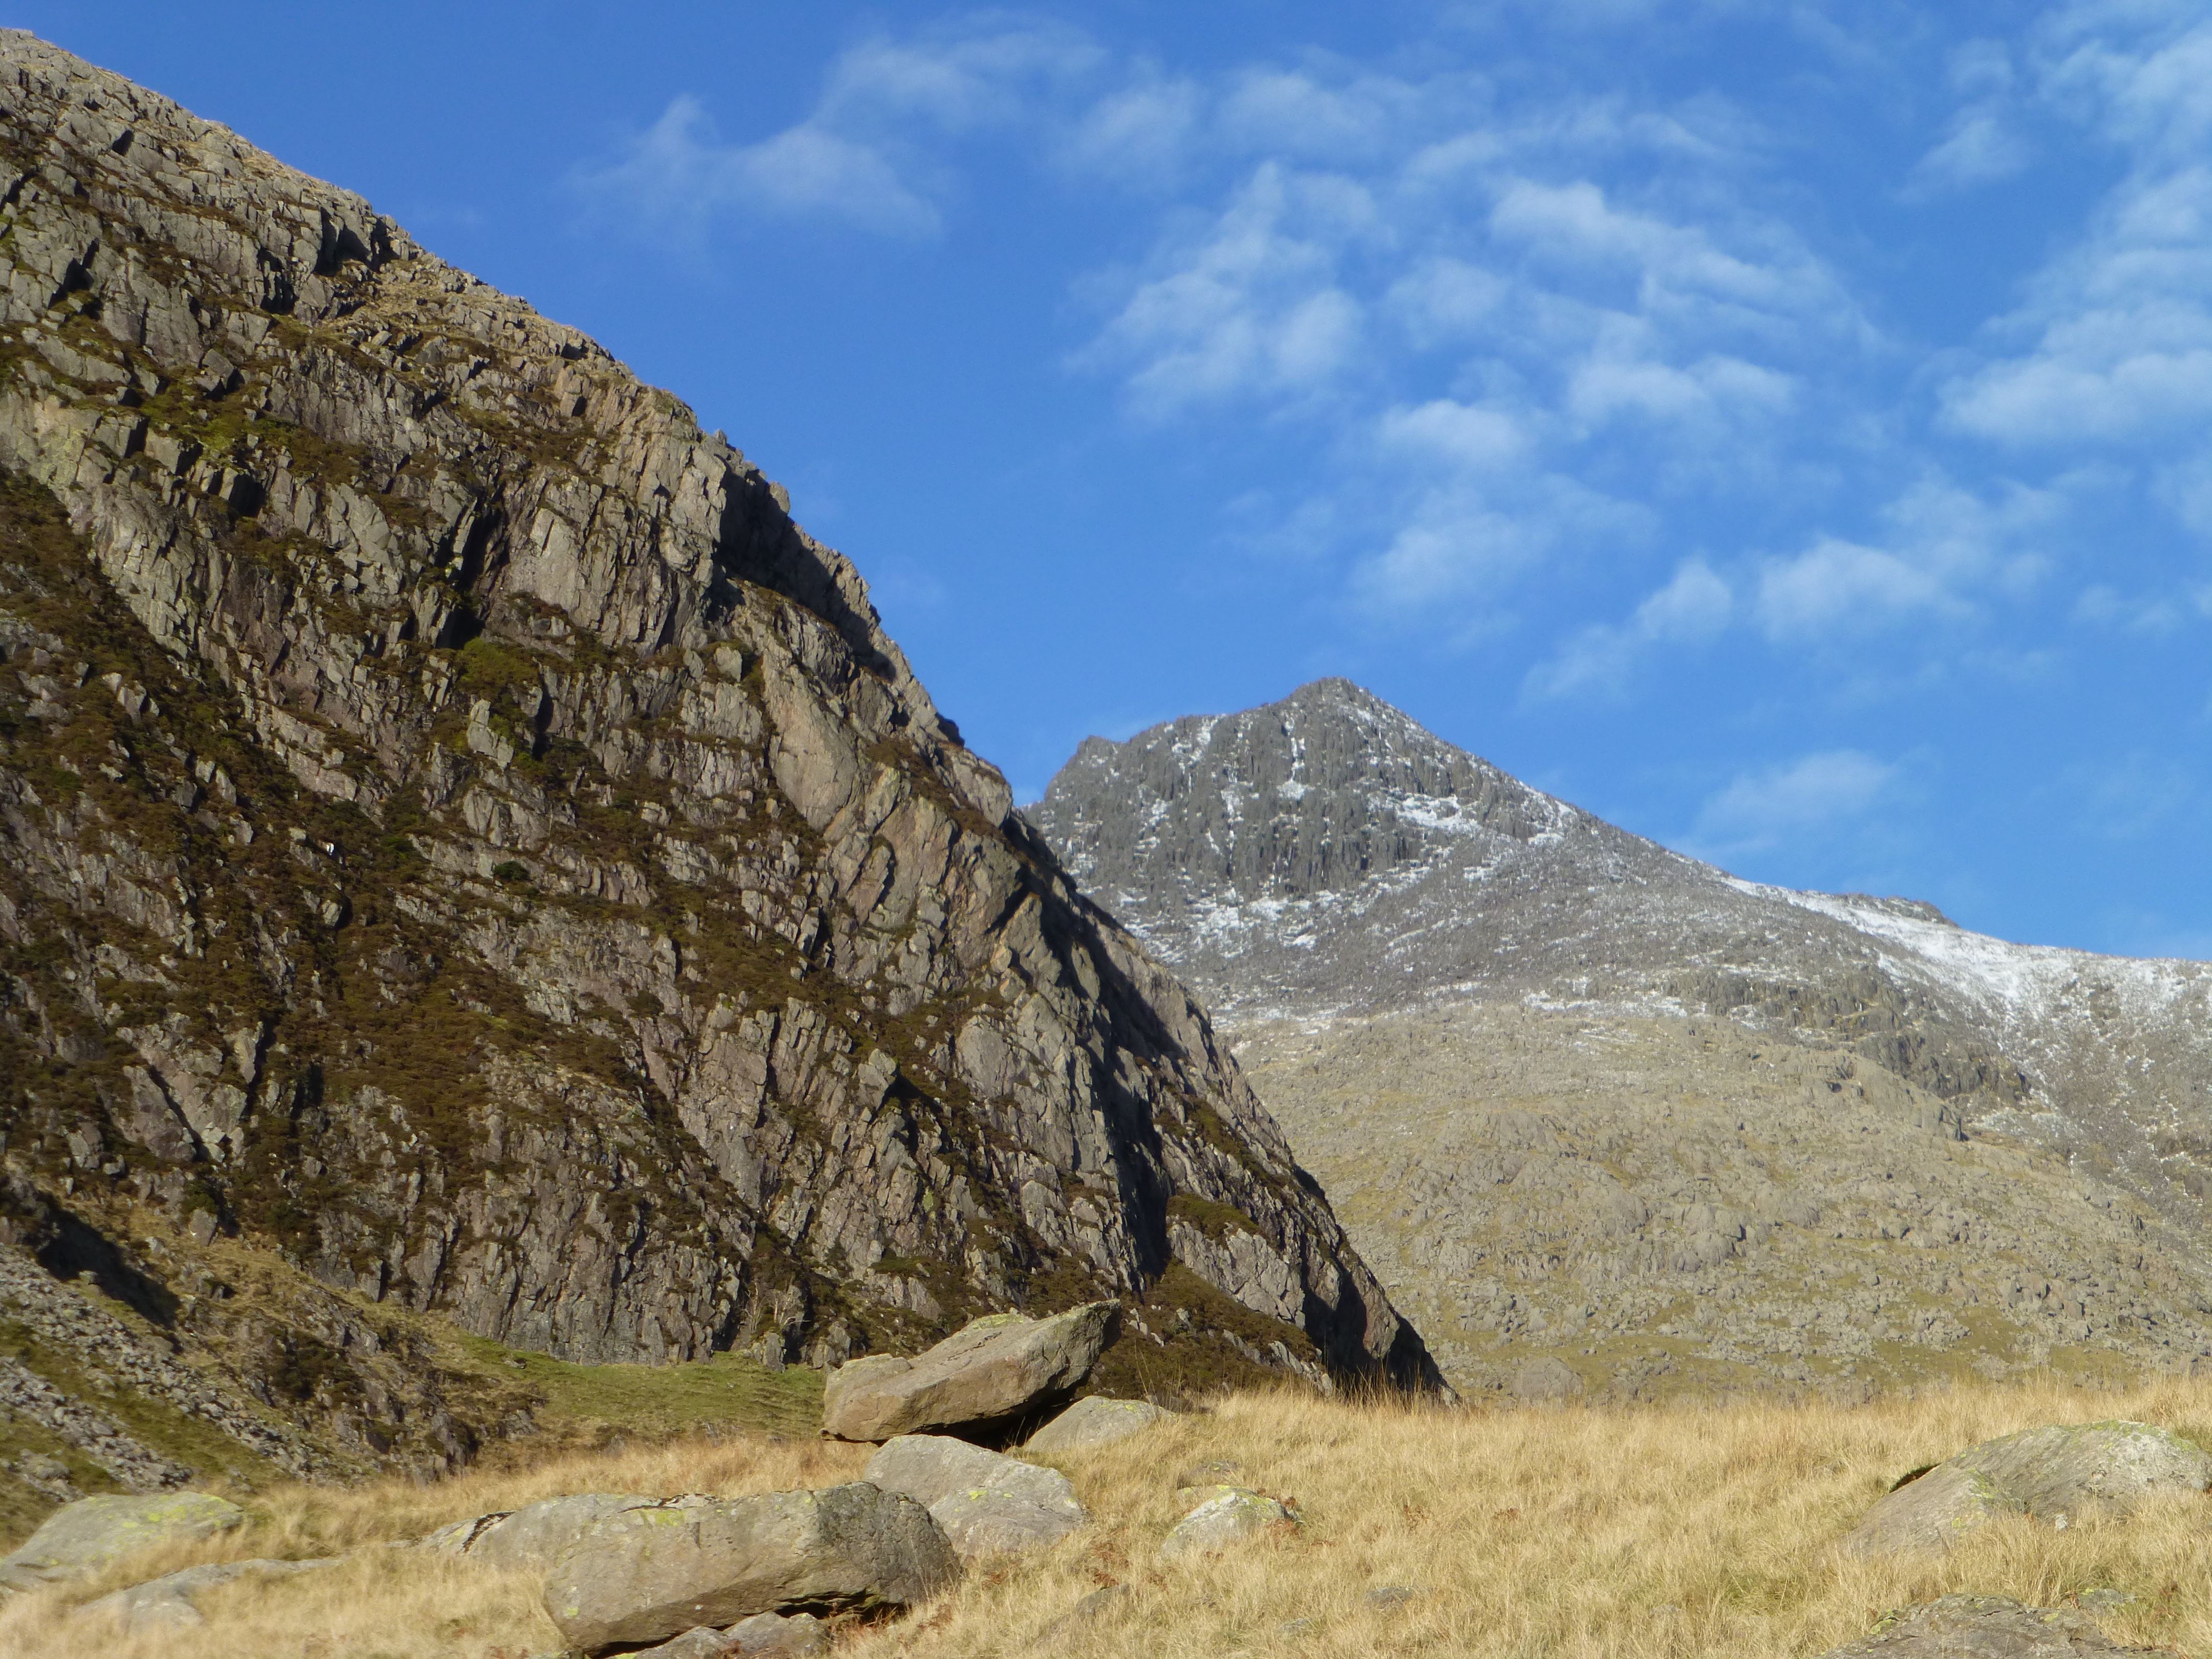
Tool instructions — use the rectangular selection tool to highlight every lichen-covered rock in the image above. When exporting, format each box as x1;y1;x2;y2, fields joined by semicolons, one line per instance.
1843;1421;2212;1557
1024;1396;1172;1454
824;1305;1116;1441
0;1491;243;1590
0;31;1440;1464
863;1434;1084;1559
1817;1594;2162;1656
1158;1487;1296;1560
78;1556;335;1631
424;1493;660;1571
541;1484;956;1654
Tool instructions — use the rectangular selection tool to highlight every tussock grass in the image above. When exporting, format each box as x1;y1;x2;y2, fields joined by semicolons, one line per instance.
10;1374;2212;1657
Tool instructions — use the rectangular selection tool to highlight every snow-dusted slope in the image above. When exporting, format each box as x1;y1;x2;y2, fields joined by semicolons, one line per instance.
1031;678;2212;1226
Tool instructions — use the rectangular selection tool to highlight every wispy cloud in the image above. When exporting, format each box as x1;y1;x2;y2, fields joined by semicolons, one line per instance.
573;93;940;237
1080;163;1377;414
1941;15;2212;445
1905;39;2032;197
1753;476;2055;640
572;22;1100;240
1524;557;1732;700
1694;750;1902;855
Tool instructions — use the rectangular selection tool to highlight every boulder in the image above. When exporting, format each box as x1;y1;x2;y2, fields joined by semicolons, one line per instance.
727;1611;830;1655
80;1557;336;1632
542;1483;958;1654
629;1615;827;1658
822;1304;1119;1442
632;1631;741;1659
1159;1487;1296;1560
864;1435;1086;1560
1025;1397;1172;1454
1509;1357;1584;1401
1816;1593;2161;1656
1843;1421;2212;1556
424;1493;661;1571
0;1492;245;1591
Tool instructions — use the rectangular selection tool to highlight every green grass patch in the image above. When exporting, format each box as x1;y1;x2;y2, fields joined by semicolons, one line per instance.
447;1335;823;1440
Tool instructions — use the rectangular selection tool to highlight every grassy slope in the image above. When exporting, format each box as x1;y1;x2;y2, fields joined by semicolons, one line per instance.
11;1374;2212;1656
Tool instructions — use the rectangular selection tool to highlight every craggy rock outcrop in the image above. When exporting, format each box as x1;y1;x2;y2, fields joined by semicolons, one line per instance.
541;1485;956;1654
1843;1421;2212;1557
0;27;1439;1455
822;1305;1115;1442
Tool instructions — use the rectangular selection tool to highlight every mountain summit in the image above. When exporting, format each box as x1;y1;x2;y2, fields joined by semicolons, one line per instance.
0;35;1437;1488
1033;679;2212;1394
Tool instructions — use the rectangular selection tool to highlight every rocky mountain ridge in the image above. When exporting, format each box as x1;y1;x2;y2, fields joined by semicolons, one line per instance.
0;32;1435;1513
1031;678;2212;1395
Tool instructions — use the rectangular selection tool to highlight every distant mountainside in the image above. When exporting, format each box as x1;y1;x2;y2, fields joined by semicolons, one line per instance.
1031;678;2212;1395
0;34;1437;1510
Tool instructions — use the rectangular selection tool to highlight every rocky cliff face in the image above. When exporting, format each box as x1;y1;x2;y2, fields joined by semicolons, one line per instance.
1032;678;2212;1395
0;33;1437;1488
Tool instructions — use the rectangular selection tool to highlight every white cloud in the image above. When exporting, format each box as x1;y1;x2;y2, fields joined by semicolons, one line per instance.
1217;66;1434;162
1376;399;1530;472
2072;583;2188;631
1082;164;1377;413
817;26;1100;131
573;24;1102;240
1524;556;1733;700
1905;39;2031;196
1942;17;2212;448
1909;108;2032;194
1067;52;1862;639
1695;750;1900;850
1063;76;1204;184
1751;475;2056;640
573;94;940;237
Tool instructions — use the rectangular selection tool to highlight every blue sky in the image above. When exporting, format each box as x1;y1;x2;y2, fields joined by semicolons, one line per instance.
23;3;2212;958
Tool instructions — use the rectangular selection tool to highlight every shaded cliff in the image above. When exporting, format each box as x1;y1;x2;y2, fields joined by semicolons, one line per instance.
0;34;1439;1488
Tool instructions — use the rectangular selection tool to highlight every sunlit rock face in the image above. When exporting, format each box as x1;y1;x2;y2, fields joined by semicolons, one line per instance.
0;30;1440;1475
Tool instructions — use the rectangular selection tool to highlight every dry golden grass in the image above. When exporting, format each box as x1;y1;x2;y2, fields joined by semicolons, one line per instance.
11;1374;2212;1657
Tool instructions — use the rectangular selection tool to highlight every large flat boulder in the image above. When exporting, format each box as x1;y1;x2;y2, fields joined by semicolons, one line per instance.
1025;1397;1172;1454
0;1492;245;1591
822;1303;1119;1442
863;1434;1085;1560
424;1493;661;1571
1817;1593;2162;1655
1844;1421;2212;1556
542;1483;958;1655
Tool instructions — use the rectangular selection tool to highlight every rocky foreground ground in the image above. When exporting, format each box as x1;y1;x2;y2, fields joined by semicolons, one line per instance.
6;1346;2212;1657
